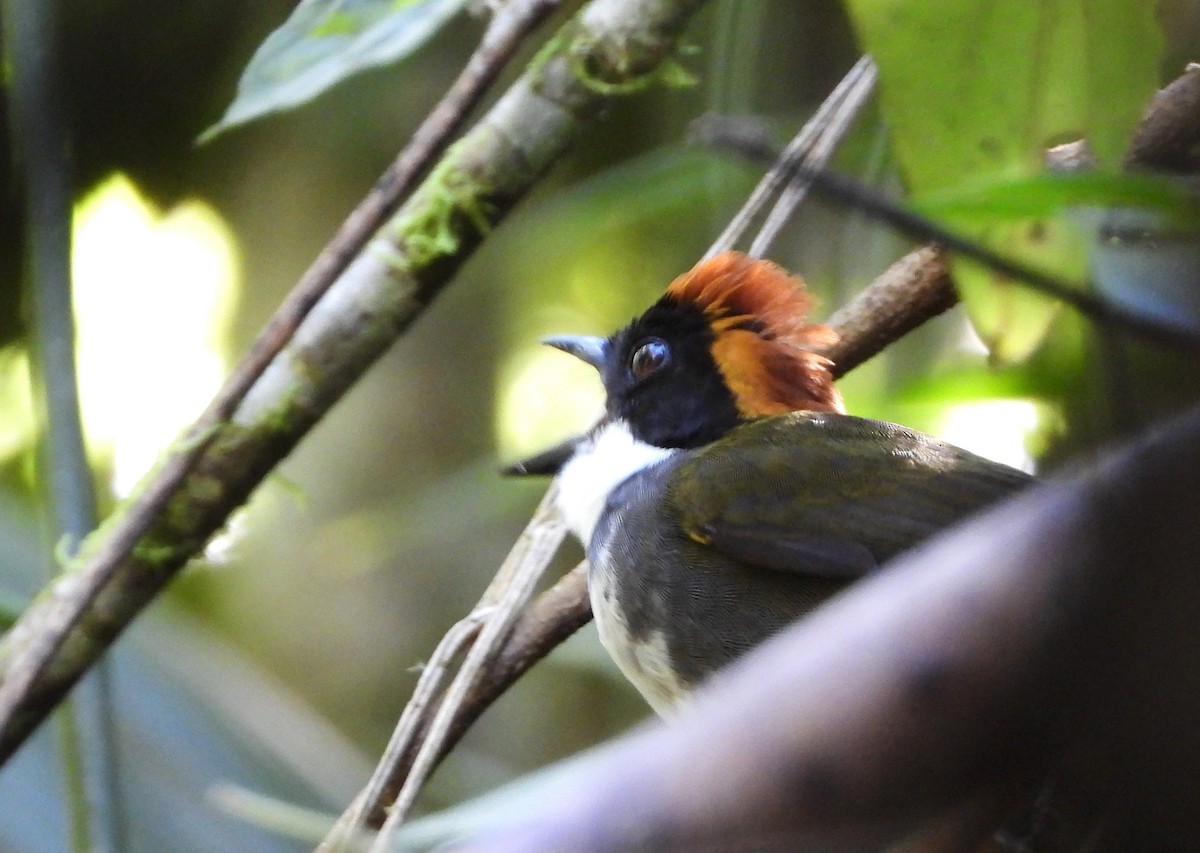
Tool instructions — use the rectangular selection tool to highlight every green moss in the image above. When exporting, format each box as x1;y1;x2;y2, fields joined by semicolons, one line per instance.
567;34;699;96
528;26;574;86
131;539;191;571
252;391;307;436
388;151;496;271
60;421;231;575
162;474;226;535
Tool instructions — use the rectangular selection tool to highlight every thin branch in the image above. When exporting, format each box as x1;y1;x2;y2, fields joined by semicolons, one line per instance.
371;486;566;848
348;561;594;840
821;245;956;376
801;167;1200;354
748;56;878;258
701;55;877;259
0;0;712;770
698;122;1200;355
0;0;567;757
322;486;567;849
2;0;122;848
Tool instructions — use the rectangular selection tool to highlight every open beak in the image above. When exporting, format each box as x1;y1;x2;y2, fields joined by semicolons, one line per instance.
542;335;607;371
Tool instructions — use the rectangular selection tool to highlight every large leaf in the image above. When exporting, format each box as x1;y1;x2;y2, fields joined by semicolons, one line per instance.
202;0;469;141
842;0;1164;361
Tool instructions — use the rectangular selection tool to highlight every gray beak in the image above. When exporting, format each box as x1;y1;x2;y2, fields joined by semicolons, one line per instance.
542;335;608;371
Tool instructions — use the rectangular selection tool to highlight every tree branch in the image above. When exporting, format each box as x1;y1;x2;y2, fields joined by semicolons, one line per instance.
0;0;712;765
1124;62;1200;174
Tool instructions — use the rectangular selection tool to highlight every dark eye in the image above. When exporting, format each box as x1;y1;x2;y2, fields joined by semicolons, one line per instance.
629;338;670;380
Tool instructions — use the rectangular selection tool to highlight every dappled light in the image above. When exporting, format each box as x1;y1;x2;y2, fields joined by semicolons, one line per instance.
936;398;1042;473
495;344;602;462
0;349;35;465
71;174;240;496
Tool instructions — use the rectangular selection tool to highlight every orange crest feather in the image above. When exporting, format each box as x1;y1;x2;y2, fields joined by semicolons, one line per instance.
664;251;844;416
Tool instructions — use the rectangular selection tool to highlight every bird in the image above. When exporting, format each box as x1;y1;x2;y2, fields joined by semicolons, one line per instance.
535;251;1035;715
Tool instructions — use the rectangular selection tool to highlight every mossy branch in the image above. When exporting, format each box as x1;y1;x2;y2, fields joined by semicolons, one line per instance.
0;0;712;764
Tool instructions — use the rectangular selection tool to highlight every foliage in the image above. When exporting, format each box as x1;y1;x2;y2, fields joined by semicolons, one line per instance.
3;0;1199;848
201;0;470;140
843;0;1166;361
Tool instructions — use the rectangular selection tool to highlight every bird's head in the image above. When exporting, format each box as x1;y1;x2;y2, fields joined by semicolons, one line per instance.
546;251;844;450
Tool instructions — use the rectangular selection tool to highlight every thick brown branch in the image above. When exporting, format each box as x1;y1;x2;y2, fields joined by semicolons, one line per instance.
1124;63;1200;173
821;245;956;376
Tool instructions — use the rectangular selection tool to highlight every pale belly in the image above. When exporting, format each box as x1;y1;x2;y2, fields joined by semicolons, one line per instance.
588;557;690;717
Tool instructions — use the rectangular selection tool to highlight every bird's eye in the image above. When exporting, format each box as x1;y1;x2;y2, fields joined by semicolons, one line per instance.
629;338;670;380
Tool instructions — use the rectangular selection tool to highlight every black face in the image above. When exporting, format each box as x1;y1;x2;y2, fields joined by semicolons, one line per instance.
600;298;742;449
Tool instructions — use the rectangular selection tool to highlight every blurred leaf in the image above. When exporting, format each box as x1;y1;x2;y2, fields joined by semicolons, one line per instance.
950;218;1082;363
896;362;1062;407
843;0;1163;186
0;482;370;852
914;172;1200;226
207;785;334;846
202;0;469;140
842;0;1164;361
897;367;1034;407
1091;208;1200;335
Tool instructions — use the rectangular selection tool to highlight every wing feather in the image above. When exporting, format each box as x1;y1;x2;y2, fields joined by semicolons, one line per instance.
668;412;1034;579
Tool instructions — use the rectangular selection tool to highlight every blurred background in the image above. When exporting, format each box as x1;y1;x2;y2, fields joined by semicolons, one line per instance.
2;0;1200;849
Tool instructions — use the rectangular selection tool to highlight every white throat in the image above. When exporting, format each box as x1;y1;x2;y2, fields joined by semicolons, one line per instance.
556;420;677;544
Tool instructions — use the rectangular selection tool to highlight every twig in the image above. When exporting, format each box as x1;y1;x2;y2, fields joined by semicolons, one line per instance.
748;56;878;258
2;0;122;848
821;245;956;375
323;485;568;849
699;119;1200;355
0;0;711;765
700;55;877;259
369;485;565;849
321;617;485;852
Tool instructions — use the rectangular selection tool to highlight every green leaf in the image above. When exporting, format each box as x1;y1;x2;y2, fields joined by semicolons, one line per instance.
914;172;1200;227
950;217;1085;363
201;0;469;141
842;0;1164;361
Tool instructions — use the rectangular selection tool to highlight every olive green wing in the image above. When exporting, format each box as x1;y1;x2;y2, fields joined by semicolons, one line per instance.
667;411;1034;580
